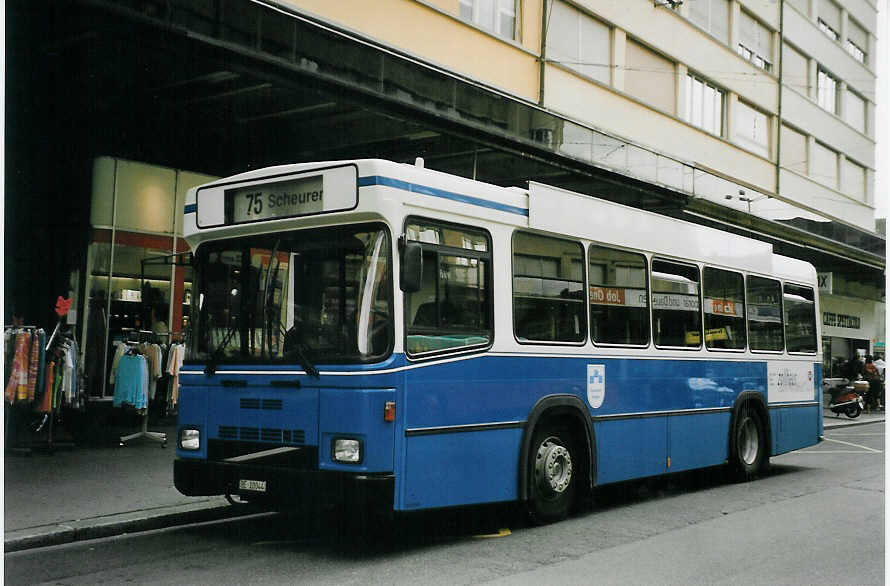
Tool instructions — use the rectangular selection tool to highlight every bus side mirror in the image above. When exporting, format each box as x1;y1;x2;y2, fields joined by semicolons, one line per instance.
400;238;422;293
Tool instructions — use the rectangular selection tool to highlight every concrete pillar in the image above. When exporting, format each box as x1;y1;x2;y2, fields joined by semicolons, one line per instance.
865;100;875;138
612;28;626;90
806;135;817;176
808;58;818;100
839;8;848;45
837;80;847;121
676;64;688;119
726;91;738;142
808;0;817;22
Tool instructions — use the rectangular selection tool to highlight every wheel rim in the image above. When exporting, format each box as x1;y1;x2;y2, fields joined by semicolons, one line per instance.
738;417;759;466
534;436;573;498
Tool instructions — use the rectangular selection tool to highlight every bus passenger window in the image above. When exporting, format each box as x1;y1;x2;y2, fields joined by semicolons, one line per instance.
512;232;585;343
747;276;784;351
404;219;492;356
651;259;701;348
784;284;817;353
588;245;649;346
703;267;746;350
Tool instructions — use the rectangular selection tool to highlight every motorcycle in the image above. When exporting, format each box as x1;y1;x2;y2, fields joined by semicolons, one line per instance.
826;379;866;418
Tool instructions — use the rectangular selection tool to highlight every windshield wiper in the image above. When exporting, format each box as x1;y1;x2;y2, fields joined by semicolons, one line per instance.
205;318;238;376
292;341;320;378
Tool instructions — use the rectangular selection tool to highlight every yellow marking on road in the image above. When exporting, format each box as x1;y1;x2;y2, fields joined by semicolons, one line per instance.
474;529;512;539
823;437;882;453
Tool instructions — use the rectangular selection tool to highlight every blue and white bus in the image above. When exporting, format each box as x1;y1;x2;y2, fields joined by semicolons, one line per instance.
174;159;822;524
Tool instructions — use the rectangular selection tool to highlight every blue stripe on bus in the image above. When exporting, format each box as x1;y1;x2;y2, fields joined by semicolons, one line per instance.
183;176;529;217
358;175;529;217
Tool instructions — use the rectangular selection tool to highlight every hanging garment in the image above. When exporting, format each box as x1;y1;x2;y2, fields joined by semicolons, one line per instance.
5;331;30;403
109;342;127;385
166;343;185;407
37;360;55;413
26;332;40;401
34;329;46;404
113;353;148;409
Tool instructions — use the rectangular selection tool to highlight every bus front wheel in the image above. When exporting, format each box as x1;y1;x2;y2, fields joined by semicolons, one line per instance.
528;423;577;524
731;408;767;481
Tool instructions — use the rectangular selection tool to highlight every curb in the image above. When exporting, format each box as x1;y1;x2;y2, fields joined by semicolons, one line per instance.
823;417;885;430
4;500;262;553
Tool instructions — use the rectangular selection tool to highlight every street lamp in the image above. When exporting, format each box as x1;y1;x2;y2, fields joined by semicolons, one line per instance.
724;189;769;214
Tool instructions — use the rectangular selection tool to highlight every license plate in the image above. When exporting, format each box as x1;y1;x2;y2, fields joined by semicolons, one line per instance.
238;479;267;492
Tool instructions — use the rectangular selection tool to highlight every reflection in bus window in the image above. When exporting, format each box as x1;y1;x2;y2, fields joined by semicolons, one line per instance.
405;219;492;356
512;232;585;343
703;267;746;350
589;245;649;346
747;276;784;351
784;284;817;353
652;259;701;348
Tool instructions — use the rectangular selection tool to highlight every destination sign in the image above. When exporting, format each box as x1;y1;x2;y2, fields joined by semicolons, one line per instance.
228;175;324;224
195;164;358;228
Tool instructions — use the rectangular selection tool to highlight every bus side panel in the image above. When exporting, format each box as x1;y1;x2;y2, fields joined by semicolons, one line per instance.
668;411;731;472
594;418;668;484
771;405;821;455
403;429;522;509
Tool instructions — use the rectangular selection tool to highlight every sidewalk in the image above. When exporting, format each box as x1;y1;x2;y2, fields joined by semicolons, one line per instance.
4;423;256;553
4;414;885;553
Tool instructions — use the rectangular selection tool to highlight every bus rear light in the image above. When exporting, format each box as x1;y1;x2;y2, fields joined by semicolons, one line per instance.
384;401;396;422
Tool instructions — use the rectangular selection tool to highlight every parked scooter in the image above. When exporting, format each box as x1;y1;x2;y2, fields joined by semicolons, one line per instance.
826;379;866;418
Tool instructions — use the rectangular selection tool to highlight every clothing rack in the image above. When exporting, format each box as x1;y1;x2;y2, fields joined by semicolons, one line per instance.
4;326;76;454
116;337;167;448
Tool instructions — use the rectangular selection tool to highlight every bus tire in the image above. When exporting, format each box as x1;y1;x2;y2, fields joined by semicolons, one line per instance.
731;406;767;481
528;422;577;524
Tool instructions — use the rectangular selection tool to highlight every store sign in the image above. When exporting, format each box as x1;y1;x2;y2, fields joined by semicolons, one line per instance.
823;312;861;329
703;297;742;317
195;164;358;228
817;272;832;294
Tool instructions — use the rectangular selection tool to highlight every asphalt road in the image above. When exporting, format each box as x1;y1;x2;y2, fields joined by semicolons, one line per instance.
5;424;884;586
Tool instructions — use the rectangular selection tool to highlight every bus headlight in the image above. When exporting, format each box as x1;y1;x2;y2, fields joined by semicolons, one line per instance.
179;428;200;450
332;438;362;463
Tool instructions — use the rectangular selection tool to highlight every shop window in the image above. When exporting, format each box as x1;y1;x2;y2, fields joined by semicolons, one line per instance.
589;245;649;346
404;219;492;356
747;276;783;351
703;267;746;350
513;232;585;343
651;259;701;348
784;284;817;353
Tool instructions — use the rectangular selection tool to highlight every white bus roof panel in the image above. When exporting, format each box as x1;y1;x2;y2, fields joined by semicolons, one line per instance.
528;182;775;274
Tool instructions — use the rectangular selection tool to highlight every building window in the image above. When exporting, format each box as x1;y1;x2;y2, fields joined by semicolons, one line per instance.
738;11;772;71
545;1;611;84
651;259;702;349
404;219;492;356
459;0;516;39
626;40;676;114
812;141;838;189
842;158;866;201
684;73;724;136
817;68;838;114
817;0;841;40
845;89;866;133
512;232;585;343
817;18;839;41
734;101;769;158
780;124;808;175
589;245;649;346
846;18;868;64
782;43;809;95
689;0;730;44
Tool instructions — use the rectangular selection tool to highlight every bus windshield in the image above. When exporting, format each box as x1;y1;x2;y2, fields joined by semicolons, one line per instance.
189;223;393;366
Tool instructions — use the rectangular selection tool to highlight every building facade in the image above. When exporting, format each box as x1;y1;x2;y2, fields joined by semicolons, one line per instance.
4;0;885;418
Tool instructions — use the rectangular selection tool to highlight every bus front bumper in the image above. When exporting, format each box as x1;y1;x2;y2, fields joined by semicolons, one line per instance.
174;458;394;511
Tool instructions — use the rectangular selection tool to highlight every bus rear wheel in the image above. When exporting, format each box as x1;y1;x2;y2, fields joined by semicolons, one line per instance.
528;424;577;524
731;408;767;481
